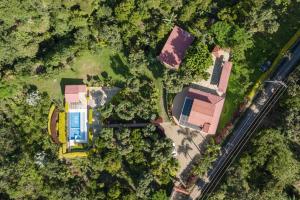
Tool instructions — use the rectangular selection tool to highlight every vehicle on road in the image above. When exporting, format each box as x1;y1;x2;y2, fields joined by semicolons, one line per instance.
172;142;178;157
260;60;272;72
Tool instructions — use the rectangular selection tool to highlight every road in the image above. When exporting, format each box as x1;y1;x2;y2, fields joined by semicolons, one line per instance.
189;39;300;200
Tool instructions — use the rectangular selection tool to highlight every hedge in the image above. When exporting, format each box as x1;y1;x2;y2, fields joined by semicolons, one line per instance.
88;108;93;125
59;151;88;159
47;104;56;136
89;129;93;143
58;112;66;144
65;102;69;113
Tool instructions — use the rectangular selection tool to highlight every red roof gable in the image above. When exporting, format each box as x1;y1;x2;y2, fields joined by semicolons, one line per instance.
159;26;194;69
65;85;86;94
183;88;225;135
65;85;86;103
218;61;232;94
212;46;221;57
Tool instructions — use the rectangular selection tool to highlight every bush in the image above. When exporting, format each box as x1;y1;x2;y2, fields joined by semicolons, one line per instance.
193;139;221;177
47;104;56;136
58;112;66;144
88;108;93;125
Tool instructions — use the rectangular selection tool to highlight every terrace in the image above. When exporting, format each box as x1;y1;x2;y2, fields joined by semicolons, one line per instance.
194;46;231;94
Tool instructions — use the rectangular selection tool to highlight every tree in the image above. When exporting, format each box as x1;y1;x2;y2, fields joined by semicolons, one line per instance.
181;42;212;81
128;50;149;76
193;138;220;177
281;67;300;143
210;21;233;47
244;8;279;34
210;128;299;199
114;0;135;21
179;0;212;22
151;190;168;200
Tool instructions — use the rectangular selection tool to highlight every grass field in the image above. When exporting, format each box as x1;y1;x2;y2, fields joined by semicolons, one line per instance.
15;47;168;119
23;48;126;99
218;93;238;131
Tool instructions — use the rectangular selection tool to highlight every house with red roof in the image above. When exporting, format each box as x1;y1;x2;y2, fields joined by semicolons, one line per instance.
172;46;233;135
159;26;194;69
178;88;225;135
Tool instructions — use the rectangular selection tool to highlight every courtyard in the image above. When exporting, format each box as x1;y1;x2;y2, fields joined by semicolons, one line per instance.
160;122;207;182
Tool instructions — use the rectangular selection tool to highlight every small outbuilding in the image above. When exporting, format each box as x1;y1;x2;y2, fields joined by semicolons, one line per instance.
159;26;194;70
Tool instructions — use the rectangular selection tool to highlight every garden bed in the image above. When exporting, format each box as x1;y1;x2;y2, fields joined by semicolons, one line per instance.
48;105;60;144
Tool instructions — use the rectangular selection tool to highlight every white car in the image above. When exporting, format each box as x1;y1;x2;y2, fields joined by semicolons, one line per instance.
172;142;178;157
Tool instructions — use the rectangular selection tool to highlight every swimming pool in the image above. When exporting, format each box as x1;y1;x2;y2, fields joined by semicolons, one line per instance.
182;98;193;116
69;112;86;141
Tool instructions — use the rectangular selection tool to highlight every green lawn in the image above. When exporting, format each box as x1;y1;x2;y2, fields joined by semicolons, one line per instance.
16;46;167;120
218;92;238;131
22;48;126;99
153;78;169;122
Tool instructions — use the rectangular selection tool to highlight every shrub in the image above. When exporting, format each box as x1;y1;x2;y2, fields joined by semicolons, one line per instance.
58;112;66;144
88;108;93;124
47;105;56;136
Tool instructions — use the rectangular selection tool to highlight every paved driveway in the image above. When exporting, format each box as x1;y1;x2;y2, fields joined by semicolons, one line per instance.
160;122;207;182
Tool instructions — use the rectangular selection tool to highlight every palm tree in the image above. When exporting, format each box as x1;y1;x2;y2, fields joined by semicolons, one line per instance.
177;127;201;152
163;13;176;28
177;140;193;160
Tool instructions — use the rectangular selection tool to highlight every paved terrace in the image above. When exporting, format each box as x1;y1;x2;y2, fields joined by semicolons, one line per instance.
160;122;207;181
88;87;120;138
194;48;230;90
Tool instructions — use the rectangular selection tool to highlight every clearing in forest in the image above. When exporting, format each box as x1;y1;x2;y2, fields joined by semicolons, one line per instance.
23;48;127;99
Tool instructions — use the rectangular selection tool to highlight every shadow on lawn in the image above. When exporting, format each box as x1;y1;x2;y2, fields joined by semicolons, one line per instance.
60;78;84;94
148;59;165;79
110;54;130;78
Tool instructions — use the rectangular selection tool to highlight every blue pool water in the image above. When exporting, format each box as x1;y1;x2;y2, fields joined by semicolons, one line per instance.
70;112;80;128
69;112;85;141
182;98;193;116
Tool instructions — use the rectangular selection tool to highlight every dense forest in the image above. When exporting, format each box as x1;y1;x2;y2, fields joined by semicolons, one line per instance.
210;67;300;199
0;0;300;199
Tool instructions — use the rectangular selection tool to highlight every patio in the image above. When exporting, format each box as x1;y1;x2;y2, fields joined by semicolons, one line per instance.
194;47;230;90
88;87;120;136
160;122;207;182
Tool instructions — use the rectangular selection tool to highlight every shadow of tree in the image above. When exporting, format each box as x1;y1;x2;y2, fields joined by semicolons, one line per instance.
177;127;202;152
179;154;201;183
147;55;165;79
110;54;130;78
177;140;193;160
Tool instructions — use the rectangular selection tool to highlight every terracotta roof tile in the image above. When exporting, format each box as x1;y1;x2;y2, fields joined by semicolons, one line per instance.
218;61;232;94
65;85;86;94
65;85;86;103
182;88;225;135
159;26;194;69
